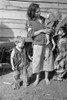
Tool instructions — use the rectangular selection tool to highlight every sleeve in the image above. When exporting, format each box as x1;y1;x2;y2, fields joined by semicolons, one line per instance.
26;21;34;38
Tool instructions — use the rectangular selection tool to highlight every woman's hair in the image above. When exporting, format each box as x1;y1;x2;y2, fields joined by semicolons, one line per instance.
27;3;39;20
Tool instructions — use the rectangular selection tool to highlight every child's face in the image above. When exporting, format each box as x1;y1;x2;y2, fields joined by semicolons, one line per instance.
17;42;24;48
58;29;64;36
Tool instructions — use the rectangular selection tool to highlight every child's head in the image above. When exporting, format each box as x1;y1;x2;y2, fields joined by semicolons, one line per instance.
14;36;25;48
57;27;65;36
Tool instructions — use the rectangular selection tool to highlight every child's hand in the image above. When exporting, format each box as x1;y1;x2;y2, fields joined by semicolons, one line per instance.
12;66;14;71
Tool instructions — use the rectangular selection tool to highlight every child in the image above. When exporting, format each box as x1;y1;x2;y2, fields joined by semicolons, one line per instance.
54;27;67;80
10;36;28;89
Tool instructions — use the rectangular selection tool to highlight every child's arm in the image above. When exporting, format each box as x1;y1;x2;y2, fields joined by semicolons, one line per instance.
10;49;15;71
45;47;50;60
52;38;56;51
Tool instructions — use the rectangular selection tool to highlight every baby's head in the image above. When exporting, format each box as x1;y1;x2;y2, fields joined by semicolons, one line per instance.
14;36;25;48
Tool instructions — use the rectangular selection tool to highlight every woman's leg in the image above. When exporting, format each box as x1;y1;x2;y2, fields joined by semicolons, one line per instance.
45;71;50;85
33;73;40;85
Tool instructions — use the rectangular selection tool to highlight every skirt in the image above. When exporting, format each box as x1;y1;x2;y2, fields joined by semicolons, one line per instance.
43;51;54;71
32;45;45;73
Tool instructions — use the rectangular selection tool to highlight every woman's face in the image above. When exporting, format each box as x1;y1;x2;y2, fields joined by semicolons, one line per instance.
35;8;41;18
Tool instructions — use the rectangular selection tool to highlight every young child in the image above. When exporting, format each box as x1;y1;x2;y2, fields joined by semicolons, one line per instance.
54;27;67;80
10;36;28;89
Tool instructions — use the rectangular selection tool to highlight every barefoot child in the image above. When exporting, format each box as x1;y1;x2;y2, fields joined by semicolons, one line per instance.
10;36;28;89
54;27;67;80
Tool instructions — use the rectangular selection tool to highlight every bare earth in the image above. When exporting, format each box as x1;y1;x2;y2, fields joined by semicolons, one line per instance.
0;64;67;100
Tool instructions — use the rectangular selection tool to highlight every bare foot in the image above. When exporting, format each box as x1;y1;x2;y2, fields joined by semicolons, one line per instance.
23;83;28;88
33;79;39;86
53;75;57;80
12;83;20;90
45;79;50;85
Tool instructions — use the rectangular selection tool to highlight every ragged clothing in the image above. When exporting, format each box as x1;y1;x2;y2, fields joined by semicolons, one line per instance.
13;47;26;71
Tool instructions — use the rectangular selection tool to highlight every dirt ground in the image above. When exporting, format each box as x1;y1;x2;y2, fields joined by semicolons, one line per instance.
0;64;67;100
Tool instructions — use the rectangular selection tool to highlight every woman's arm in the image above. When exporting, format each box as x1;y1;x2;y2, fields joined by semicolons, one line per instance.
27;21;52;37
34;28;52;36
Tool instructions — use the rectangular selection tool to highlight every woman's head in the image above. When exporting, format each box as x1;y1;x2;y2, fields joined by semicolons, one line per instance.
27;3;41;20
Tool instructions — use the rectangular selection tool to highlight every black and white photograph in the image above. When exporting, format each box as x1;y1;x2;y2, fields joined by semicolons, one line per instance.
0;0;67;100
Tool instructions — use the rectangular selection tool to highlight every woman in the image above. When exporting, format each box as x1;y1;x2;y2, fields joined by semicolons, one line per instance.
26;3;51;85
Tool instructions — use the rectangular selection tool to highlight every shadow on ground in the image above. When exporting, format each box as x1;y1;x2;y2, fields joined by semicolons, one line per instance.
28;70;67;85
0;64;12;76
28;71;55;85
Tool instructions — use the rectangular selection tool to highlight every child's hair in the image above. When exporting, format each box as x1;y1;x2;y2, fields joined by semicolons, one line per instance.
14;36;25;45
58;26;67;33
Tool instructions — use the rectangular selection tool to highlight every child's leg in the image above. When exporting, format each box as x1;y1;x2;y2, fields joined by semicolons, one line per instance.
53;63;65;81
22;67;28;87
56;59;65;80
33;73;39;85
53;54;63;80
45;71;50;85
12;70;20;89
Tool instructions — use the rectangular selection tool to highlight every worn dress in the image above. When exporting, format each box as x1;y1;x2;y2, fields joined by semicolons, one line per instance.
26;18;46;74
43;41;54;71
